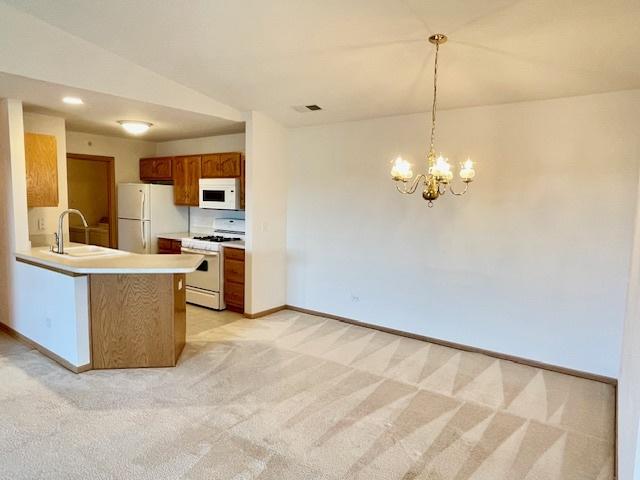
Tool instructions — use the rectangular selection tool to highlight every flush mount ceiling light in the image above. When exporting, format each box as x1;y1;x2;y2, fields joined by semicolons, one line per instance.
62;96;83;105
117;120;153;135
390;34;476;207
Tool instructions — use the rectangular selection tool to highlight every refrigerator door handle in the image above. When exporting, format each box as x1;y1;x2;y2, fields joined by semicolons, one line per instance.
140;189;146;221
141;221;146;250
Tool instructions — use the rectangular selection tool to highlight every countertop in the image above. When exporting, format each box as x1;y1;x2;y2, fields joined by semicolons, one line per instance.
15;246;204;275
159;232;246;250
157;232;191;241
222;241;245;250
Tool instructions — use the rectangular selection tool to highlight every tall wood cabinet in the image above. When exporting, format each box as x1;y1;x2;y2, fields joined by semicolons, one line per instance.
25;133;59;207
172;155;201;206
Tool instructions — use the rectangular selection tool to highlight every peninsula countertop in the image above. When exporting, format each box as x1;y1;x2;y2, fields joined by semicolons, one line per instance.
15;246;204;275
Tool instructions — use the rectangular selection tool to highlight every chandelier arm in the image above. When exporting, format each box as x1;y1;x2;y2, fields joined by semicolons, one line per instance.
395;174;427;194
449;182;470;196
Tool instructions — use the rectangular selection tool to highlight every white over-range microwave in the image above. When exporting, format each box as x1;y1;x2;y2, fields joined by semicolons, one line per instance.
199;178;241;210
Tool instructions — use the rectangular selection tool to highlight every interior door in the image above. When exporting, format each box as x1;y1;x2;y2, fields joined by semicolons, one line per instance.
118;218;151;253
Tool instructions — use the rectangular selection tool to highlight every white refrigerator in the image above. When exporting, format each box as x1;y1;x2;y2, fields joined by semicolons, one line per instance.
118;183;188;254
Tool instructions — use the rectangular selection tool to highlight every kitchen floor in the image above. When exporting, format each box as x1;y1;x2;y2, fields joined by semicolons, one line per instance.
0;306;615;479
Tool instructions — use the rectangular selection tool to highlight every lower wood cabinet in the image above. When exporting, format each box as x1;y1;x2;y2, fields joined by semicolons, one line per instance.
90;273;186;369
158;238;182;254
224;247;245;313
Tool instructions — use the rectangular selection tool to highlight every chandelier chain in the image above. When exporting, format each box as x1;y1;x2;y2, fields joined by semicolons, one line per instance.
429;40;439;157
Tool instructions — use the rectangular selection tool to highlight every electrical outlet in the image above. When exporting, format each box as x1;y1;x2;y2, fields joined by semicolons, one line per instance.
37;218;46;231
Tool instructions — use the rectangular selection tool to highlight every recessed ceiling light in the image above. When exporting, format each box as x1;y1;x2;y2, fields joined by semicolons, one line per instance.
117;120;153;135
62;96;83;105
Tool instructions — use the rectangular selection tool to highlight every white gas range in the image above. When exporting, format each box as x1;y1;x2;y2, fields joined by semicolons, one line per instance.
181;218;245;310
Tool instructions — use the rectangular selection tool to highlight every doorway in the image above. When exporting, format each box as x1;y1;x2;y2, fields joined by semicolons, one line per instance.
66;153;117;248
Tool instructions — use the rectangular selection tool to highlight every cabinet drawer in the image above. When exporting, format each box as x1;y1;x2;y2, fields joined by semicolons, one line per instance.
224;282;244;306
158;238;172;252
224;247;245;261
224;259;244;283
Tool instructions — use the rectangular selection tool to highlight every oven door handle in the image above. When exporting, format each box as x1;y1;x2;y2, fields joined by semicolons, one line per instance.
181;247;219;256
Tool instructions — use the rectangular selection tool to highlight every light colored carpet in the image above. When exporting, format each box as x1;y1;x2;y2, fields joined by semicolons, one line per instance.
0;306;615;479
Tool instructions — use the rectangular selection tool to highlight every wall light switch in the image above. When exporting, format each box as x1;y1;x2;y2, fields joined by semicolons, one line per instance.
37;218;46;231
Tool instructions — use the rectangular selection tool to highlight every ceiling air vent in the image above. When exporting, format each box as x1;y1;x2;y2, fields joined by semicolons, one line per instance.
293;104;323;113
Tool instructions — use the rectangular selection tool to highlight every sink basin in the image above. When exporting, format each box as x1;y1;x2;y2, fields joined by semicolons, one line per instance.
42;245;130;260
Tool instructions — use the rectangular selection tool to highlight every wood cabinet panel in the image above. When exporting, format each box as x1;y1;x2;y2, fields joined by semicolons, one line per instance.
224;247;245;312
158;238;182;254
224;258;244;283
173;274;186;360
201;154;221;178
25;133;58;207
224;282;245;309
158;238;172;253
224;247;245;261
140;157;172;181
219;152;242;177
90;274;184;368
172;155;201;206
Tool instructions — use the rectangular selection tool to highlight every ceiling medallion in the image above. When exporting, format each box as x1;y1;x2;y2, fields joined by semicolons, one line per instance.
390;34;476;207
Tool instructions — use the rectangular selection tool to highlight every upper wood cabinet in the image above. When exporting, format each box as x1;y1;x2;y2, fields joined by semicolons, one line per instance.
172;155;201;206
201;152;242;178
25;133;59;207
140;157;173;182
201;154;221;178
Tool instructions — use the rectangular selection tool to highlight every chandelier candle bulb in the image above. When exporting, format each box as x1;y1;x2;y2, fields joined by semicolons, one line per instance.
391;157;413;181
460;159;476;181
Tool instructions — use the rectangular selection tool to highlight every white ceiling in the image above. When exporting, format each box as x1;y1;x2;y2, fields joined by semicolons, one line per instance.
0;72;244;141
3;0;640;127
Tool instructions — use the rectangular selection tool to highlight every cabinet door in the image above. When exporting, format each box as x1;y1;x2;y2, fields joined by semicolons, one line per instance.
25;133;58;207
201;154;221;178
140;157;172;181
172;156;201;206
219;152;242;177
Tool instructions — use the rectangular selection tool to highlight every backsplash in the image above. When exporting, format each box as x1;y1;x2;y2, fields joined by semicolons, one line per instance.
189;207;245;234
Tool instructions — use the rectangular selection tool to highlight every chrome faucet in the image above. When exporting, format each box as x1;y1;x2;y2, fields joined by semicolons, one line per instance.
52;209;88;254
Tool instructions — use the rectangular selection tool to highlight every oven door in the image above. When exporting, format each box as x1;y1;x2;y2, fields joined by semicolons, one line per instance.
184;249;220;292
199;186;237;210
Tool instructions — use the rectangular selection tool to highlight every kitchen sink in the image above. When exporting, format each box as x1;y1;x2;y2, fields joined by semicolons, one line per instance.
42;245;130;259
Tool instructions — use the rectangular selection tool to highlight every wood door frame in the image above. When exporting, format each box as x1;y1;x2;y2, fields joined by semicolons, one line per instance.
66;153;117;248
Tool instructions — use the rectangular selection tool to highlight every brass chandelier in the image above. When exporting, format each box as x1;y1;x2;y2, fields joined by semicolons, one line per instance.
390;34;476;207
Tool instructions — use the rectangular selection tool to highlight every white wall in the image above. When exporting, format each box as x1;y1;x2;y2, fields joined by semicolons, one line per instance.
245;112;287;314
13;261;90;367
619;165;640;480
66;130;156;183
23;113;68;245
155;133;245;156
0;99;29;329
287;90;640;377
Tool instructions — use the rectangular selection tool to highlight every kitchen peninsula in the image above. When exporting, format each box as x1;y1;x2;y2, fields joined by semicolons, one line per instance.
10;246;204;372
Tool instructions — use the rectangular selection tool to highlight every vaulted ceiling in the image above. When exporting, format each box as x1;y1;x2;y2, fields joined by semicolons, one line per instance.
4;0;640;127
